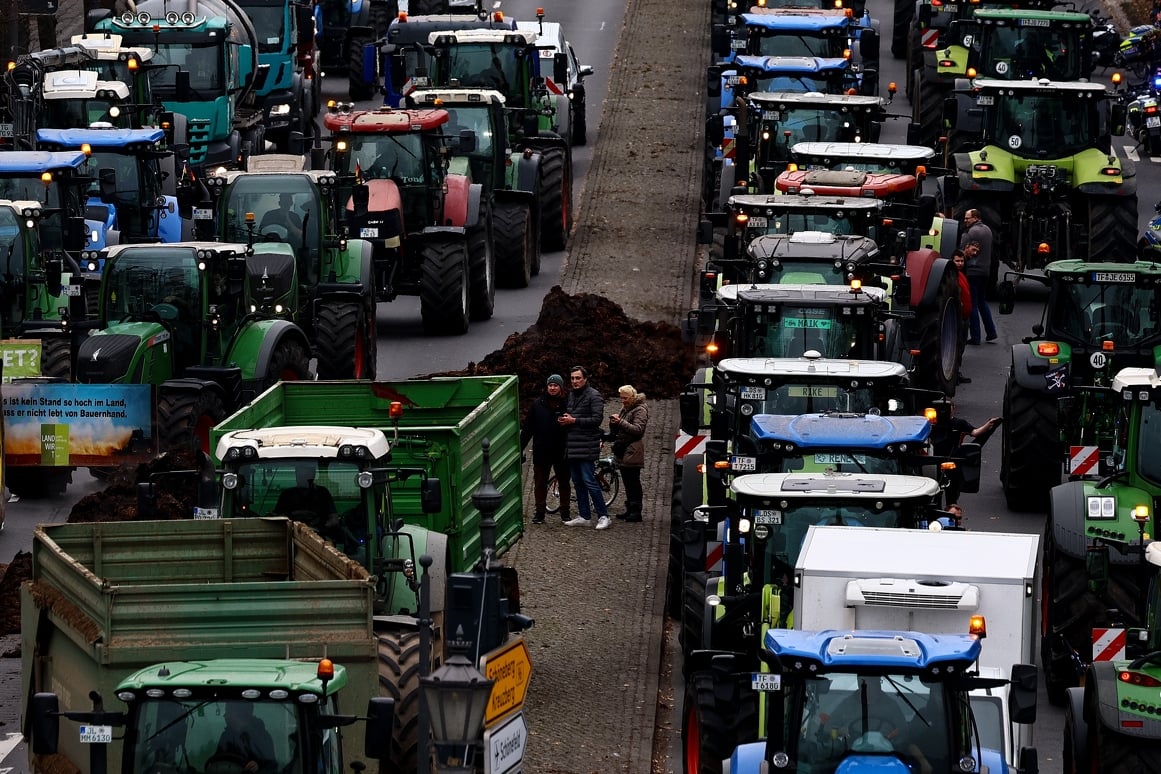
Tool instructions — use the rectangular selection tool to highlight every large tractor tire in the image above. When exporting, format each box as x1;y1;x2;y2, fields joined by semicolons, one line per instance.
538;146;573;252
1040;532;1101;706
892;0;914;59
467;218;496;321
682;672;758;774
1091;712;1161;772
315;301;377;379
494;201;536;288
912;264;960;396
667;472;686;620
1000;376;1059;511
158;388;226;455
377;627;430;774
1087;195;1139;263
911;69;944;149
347;35;374;102
40;338;72;379
263;337;312;387
420;240;470;336
571;92;588;146
680;570;708;659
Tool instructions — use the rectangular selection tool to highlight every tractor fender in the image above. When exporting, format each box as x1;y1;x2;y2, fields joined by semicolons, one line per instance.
158;196;183;243
464;182;484;228
493;187;537;211
907;247;945;308
1085;661;1125;733
524;132;570;157
158;376;228;403
1049;480;1088;561
1065;686;1089;764
684;648;748;679
1010;343;1064;392
510;150;541;195
729;742;766;774
932;216;958;260
443;173;472;228
229;319;313;381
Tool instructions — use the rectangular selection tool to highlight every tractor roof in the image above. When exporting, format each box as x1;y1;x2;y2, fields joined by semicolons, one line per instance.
71;33;155;61
741;8;854;30
0;151;88;173
746;231;880;261
717;354;908;379
216;426;391;461
410;88;507;106
102;241;252;260
212;167;339;186
387;13;516;44
37;127;165;148
428;29;538;46
974;8;1093;23
750;412;932;448
1111;367;1161;392
718;282;886;305
762;629;982;670
1044;258;1161;278
41;70;130;100
0;200;47;216
791;142;935;161
750;90;883;108
324;107;449;134
733;55;850;73
118;659;351;696
972;78;1108;96
731;471;941;498
729;193;885;213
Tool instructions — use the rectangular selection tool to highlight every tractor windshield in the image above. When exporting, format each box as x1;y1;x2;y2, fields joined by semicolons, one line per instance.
991;91;1096;158
761;106;869;149
439;43;522;103
755;31;849;59
336;134;431;186
744;305;864;358
1048;277;1161;347
767;259;847;284
739;210;872;240
0;208;28;277
0;174;74;252
221;175;321;261
149;41;224;95
732;381;883;416
102;248;200;325
42;97;127;129
443;105;495;157
224;458;374;563
981;24;1083;81
780;672;959;774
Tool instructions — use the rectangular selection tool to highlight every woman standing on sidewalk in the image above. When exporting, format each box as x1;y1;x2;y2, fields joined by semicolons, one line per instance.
610;385;649;522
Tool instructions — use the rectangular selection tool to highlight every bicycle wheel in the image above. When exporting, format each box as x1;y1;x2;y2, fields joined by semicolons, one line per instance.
596;462;620;508
546;476;562;514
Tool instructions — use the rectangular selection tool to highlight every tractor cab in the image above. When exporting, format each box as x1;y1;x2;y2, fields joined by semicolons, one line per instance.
942;9;1094;83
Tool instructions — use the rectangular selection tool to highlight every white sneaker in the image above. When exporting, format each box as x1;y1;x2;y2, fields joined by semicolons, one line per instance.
563;517;591;526
595;516;612;530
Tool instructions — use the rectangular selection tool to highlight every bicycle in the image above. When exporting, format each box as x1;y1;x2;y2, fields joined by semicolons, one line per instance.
545;443;620;514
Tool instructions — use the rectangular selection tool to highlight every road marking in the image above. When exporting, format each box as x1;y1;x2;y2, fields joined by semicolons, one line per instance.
1123;145;1140;161
0;733;23;762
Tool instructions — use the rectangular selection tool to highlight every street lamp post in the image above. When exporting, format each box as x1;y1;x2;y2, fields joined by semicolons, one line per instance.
420;653;495;774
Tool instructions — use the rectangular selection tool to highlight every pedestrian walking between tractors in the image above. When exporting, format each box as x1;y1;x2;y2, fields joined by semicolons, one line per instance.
609;384;649;522
560;365;613;530
958;209;997;344
521;374;571;524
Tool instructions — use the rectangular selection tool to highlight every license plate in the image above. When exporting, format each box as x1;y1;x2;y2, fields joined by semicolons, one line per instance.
193;207;214;220
0;123;13;137
976;96;994;106
62;285;81;296
788;385;838;398
761;110;782;121
730;39;746;50
751;673;782;691
753;508;782;525
1019;17;1050;25
1147;116;1160;129
785;317;832;329
193;507;220;519
1091;272;1136;283
746;216;767;228
79;725;113;744
740;386;766;400
360;227;379;238
814;453;867;464
727;75;743;87
731;455;757;471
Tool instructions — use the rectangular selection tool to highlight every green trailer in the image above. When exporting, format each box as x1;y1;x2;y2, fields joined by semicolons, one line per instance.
20;517;387;774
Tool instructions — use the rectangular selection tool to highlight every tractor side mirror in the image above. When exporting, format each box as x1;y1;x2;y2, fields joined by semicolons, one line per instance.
364;698;396;759
420;477;443;514
860;28;879;62
679;389;705;435
30;693;60;755
310;146;327;170
1111;102;1127;136
1008;664;1038;725
352;184;370;217
1126;627;1150;659
707;114;725;147
99;168;117;202
706;65;723;99
918;4;932;25
553;52;568;85
710;24;730;58
943;96;959;129
868;122;881;143
64;216;88;254
697;219;714;245
45;259;64;296
174;69;191;102
457;129;476;154
954;442;982;493
997;281;1016;314
287;130;305;156
916;195;936;232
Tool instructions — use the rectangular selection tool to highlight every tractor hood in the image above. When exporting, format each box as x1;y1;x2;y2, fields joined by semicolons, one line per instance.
75;327;166;383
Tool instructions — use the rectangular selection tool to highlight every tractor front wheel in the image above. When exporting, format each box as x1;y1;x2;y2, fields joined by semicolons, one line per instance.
377;626;432;773
467;217;496;321
158;388;226;455
316;302;376;379
1000;376;1059;511
494;201;536;288
891;0;913;59
347;35;373;102
420;240;470;336
911;69;944;149
682;672;757;774
40;338;72;379
263;337;312;387
539;146;573;252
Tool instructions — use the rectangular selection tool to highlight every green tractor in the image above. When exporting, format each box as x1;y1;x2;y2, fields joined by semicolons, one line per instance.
944;79;1136;276
1043;367;1161;710
73;242;312;453
996;259;1161;511
1065;541;1161;770
409;88;544;288
201;162;378;378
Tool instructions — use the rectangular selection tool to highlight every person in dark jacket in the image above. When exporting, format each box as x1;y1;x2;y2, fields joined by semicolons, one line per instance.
560;365;611;529
521;374;571;524
609;384;649;522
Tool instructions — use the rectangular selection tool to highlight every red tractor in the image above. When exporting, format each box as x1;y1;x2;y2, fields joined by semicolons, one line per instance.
323;103;494;335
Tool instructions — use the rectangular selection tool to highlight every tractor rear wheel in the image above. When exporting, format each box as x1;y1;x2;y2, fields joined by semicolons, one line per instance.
572;92;588;146
494;201;535;288
912;263;960;396
892;0;913;59
682;672;758;774
911;68;943;149
316;301;376;379
1093;713;1161;772
680;570;708;659
347;35;373;102
1000;376;1059;511
263;337;312;387
467;218;496;321
667;471;686;620
158;388;226;455
420;240;470;335
377;626;431;774
1087;195;1139;263
40;338;72;379
539;146;572;252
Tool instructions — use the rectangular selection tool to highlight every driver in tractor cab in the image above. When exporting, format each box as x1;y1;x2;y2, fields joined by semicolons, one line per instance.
816;677;935;774
1014;29;1063;79
259;193;304;246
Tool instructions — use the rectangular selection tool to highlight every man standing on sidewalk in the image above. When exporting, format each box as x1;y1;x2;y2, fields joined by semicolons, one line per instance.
560;365;612;530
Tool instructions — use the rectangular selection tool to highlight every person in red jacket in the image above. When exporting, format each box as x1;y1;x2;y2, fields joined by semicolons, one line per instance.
953;249;973;385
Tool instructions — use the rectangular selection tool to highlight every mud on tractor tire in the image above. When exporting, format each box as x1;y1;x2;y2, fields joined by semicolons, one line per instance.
420;239;471;336
316;302;376;380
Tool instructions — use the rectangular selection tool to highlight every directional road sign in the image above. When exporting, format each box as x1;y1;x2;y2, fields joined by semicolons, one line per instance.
483;711;527;774
479;636;532;726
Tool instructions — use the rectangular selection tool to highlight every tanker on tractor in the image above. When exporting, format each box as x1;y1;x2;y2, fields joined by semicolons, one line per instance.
323;103;494;335
996;259;1161;511
200;158;380;377
943;79;1137;275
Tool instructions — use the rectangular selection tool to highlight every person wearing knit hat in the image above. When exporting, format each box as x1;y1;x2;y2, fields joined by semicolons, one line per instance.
520;374;571;523
609;384;649;522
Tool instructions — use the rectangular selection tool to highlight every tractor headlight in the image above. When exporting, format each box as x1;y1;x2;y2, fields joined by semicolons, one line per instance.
270;103;291;116
1087;495;1117;520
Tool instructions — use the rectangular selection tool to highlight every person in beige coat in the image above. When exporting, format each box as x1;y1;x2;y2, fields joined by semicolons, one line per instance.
609;384;649;522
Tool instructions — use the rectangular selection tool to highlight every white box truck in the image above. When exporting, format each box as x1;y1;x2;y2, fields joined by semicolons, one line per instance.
793;525;1040;773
